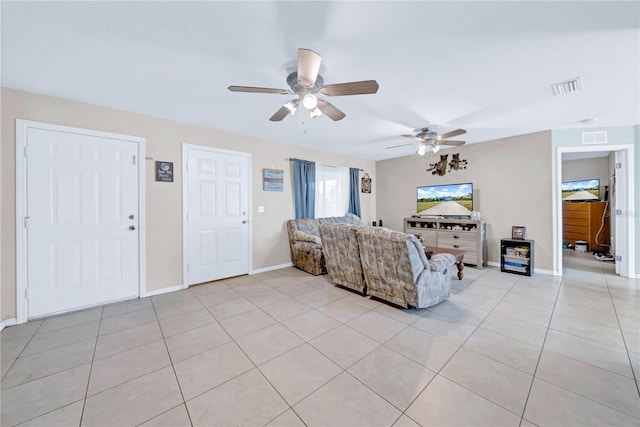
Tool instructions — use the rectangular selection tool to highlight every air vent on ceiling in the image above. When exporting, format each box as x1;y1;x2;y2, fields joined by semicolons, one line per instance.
582;131;607;145
551;77;583;96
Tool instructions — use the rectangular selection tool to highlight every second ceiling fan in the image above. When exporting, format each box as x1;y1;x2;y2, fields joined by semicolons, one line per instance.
387;127;467;155
228;48;379;121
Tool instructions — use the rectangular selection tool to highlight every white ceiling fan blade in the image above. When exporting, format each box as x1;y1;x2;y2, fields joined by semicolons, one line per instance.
297;48;322;88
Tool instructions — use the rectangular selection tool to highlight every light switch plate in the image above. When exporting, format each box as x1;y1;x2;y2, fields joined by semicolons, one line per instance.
258;206;265;213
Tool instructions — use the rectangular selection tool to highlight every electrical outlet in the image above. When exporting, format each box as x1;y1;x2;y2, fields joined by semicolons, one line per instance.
258;206;265;213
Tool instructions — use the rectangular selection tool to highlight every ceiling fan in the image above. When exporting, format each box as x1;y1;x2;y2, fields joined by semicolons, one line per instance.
228;48;379;122
386;127;466;155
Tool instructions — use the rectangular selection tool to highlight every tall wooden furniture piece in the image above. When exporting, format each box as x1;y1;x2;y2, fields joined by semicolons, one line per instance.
562;201;610;252
404;218;487;268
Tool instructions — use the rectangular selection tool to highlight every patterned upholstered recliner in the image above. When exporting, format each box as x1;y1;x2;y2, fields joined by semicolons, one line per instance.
318;223;366;293
356;226;456;308
287;213;363;275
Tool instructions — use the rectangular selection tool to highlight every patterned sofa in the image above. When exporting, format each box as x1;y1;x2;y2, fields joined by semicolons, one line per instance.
286;213;363;275
318;223;366;293
356;226;456;308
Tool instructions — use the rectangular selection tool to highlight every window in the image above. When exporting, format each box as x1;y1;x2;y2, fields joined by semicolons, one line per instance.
315;164;349;217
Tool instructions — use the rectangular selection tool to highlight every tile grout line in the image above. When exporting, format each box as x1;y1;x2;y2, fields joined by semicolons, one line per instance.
516;249;570;425
79;305;104;427
601;263;640;398
396;272;528;423
150;291;195;427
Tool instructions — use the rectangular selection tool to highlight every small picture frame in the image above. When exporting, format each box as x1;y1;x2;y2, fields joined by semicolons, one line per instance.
512;226;526;240
361;173;372;193
155;161;173;182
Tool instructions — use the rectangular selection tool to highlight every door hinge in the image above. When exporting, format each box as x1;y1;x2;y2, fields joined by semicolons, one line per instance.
616;209;622;216
615;162;622;169
186;212;189;221
25;288;28;299
616;255;622;261
132;155;137;165
24;146;28;157
24;217;30;228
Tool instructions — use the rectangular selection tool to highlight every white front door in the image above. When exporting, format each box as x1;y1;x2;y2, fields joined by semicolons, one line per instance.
185;146;250;285
26;126;141;318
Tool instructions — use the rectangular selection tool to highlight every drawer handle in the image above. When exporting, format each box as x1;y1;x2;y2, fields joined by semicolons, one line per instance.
453;245;460;249
453;235;460;239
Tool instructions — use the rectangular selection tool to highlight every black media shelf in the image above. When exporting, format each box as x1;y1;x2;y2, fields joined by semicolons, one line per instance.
500;238;534;276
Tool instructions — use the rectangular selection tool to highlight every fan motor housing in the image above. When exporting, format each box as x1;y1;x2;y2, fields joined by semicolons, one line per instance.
287;71;324;94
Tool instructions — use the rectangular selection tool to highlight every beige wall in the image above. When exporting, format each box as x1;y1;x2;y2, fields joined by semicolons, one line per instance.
376;131;553;271
1;88;376;321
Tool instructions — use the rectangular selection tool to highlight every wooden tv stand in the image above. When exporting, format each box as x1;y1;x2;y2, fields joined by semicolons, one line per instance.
404;217;487;268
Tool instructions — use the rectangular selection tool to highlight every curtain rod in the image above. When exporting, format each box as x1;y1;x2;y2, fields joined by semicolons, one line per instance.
285;158;363;172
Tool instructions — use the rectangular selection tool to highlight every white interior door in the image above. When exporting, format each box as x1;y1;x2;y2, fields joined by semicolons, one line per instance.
185;146;250;285
26;127;140;318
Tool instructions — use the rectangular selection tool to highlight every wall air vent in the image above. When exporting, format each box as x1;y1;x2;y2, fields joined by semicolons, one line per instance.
551;77;583;96
582;131;607;145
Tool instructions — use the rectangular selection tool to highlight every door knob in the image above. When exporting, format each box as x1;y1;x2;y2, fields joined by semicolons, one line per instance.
242;220;248;224
129;225;136;231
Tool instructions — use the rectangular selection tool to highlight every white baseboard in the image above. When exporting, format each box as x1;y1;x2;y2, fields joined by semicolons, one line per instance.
0;318;18;332
251;262;294;274
142;284;185;298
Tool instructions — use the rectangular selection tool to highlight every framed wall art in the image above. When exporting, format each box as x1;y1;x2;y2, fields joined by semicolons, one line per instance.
263;168;284;191
155;161;173;182
361;173;372;193
511;226;526;240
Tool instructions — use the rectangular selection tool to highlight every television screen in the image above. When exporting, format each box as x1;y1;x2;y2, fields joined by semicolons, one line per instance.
562;178;600;201
417;183;473;217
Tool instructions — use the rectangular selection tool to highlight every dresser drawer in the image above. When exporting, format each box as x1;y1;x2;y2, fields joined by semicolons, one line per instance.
563;203;590;213
413;230;437;247
563;231;589;242
563;210;589;219
564;224;589;234
438;231;476;251
563;217;589;227
462;253;478;266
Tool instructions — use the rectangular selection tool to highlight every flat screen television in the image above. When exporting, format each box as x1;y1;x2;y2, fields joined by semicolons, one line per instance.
562;178;600;201
417;182;473;217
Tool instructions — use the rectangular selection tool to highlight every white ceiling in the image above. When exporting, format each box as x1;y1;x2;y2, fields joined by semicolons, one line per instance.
2;1;639;161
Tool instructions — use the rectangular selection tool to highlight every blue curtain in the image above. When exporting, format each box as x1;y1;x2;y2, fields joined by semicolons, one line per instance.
292;159;316;219
348;167;361;217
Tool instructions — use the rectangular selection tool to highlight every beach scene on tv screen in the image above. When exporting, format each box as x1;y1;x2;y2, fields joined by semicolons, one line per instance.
417;183;473;215
562;179;599;201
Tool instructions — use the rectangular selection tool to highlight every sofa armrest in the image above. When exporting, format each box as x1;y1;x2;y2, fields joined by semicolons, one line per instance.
429;253;457;273
292;240;322;251
292;230;321;245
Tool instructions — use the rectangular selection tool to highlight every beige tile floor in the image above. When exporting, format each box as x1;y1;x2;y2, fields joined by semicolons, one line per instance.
1;250;639;426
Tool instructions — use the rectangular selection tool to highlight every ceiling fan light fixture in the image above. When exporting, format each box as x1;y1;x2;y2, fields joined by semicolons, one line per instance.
309;107;323;119
432;144;441;153
284;100;298;115
417;144;427;156
302;94;318;110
